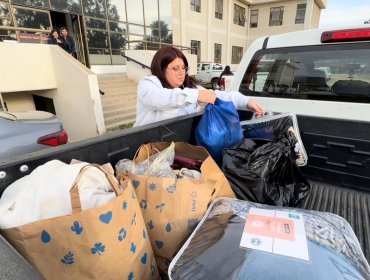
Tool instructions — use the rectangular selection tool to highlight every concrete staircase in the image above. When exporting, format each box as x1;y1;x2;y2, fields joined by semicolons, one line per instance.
98;74;137;130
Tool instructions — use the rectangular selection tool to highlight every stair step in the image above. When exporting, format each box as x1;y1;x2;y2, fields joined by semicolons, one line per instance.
99;80;137;88
101;95;137;104
105;113;137;127
106;118;136;130
104;106;136;115
100;88;137;96
103;101;136;112
98;73;138;132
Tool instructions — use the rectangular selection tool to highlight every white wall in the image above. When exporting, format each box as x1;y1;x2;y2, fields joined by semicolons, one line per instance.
0;42;105;142
49;46;106;141
0;43;57;92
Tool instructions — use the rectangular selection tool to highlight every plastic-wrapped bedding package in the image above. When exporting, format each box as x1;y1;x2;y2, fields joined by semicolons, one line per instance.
240;112;307;166
169;198;370;280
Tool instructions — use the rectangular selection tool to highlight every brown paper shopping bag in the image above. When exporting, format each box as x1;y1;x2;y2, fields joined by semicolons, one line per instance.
134;142;235;200
1;164;159;280
119;142;235;275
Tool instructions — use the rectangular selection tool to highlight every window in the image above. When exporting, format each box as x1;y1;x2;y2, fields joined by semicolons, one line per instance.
85;18;107;30
13;7;51;30
238;45;370;104
231;46;243;64
233;4;245;26
107;0;126;22
295;4;306;24
190;0;200;13
201;64;210;71
269;7;284;26
0;1;13;27
250;9;258;28
82;0;106;19
214;43;222;63
50;0;82;14
191;40;201;62
215;0;223;20
11;0;48;9
87;30;108;54
126;0;144;25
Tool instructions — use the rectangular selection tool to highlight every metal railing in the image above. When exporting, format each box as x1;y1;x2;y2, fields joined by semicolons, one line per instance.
0;26;50;43
121;51;150;70
125;40;193;53
121;40;194;70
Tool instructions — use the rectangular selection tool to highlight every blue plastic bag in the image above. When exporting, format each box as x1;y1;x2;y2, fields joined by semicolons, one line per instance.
195;98;243;163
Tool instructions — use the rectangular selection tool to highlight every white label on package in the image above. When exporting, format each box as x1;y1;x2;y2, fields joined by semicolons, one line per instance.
240;207;309;261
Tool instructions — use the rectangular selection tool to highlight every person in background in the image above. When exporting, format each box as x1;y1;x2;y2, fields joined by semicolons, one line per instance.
134;46;265;127
48;30;63;47
218;65;234;87
59;27;77;59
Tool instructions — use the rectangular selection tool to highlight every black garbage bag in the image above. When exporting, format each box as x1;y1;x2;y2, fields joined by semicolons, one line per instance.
221;130;310;207
241;112;308;166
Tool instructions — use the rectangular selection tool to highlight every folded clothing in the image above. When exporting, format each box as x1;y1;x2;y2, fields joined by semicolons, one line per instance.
0;160;117;229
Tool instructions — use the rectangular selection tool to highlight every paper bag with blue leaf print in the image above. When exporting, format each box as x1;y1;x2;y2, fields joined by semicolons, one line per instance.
120;142;235;276
1;164;159;280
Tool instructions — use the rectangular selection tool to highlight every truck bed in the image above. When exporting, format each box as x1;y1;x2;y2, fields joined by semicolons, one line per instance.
303;180;370;261
0;111;369;278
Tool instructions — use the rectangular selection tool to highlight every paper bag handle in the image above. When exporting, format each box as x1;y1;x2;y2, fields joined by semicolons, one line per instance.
131;144;160;175
70;164;121;213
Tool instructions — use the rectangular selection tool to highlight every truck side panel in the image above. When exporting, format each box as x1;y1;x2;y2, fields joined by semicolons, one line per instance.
1;112;370;271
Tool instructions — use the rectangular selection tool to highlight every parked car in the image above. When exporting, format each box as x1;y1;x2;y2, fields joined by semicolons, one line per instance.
0;110;68;160
195;63;224;89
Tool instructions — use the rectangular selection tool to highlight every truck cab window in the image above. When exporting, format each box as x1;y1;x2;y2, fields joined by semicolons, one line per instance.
239;44;370;103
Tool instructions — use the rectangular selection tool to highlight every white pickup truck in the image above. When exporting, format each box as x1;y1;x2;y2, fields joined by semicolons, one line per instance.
195;62;224;89
1;25;370;278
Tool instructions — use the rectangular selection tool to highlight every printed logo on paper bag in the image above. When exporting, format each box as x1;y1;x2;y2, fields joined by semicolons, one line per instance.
99;211;112;224
122;200;128;210
118;227;127;241
91;242;105;255
41;230;51;243
244;214;295;241
71;221;83;235
60;252;74;265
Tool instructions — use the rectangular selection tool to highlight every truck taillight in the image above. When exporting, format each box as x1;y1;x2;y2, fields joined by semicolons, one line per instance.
321;28;370;43
37;130;68;146
219;77;225;90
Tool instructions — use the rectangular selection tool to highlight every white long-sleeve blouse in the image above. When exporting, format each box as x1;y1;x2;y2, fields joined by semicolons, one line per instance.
134;75;250;127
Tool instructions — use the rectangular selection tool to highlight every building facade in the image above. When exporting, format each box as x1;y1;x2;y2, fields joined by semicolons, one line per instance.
0;0;327;68
173;0;327;65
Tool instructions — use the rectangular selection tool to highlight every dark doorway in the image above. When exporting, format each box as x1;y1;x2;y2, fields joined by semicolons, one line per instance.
50;11;66;32
50;11;88;66
33;95;56;115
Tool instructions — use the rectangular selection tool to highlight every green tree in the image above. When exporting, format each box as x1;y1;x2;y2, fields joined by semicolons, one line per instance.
135;20;172;50
83;0;125;52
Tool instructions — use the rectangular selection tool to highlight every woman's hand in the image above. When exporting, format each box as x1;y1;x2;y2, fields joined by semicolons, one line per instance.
198;89;217;104
247;99;265;117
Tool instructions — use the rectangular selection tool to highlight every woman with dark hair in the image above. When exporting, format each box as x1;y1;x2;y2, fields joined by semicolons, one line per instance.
48;30;63;47
134;46;265;126
218;65;234;87
59;27;77;58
